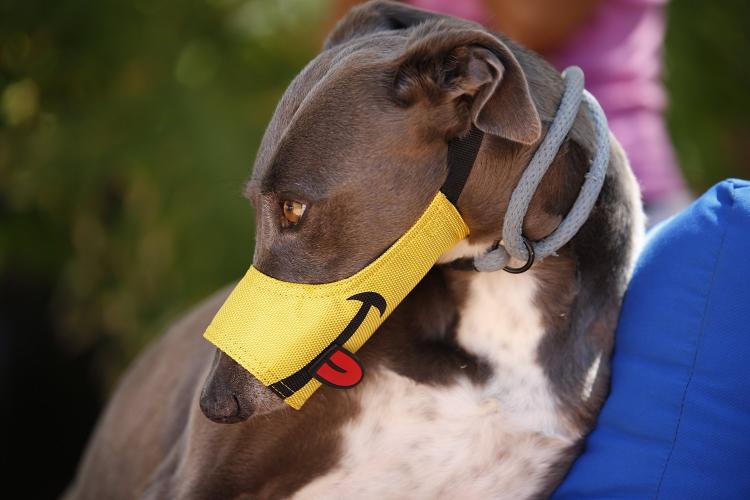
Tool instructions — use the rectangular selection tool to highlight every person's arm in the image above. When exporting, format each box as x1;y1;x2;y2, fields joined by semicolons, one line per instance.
486;0;599;54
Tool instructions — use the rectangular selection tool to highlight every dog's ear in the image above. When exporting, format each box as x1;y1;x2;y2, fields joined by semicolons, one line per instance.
324;0;441;50
393;27;542;145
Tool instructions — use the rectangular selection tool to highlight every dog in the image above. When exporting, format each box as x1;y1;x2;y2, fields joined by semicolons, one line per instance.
65;1;644;498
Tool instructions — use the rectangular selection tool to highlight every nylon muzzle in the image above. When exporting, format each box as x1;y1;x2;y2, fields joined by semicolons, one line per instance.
203;128;482;409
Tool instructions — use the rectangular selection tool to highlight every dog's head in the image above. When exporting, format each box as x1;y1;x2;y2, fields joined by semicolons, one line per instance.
199;0;589;423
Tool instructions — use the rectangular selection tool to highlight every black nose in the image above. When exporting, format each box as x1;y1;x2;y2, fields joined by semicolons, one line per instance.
199;389;251;424
199;350;286;423
199;350;255;424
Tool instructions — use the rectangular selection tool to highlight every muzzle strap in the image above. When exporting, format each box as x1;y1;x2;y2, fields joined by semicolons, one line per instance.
472;66;610;272
442;126;485;205
445;66;611;274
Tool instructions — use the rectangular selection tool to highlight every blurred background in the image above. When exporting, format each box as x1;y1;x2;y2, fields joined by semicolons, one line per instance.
1;0;748;497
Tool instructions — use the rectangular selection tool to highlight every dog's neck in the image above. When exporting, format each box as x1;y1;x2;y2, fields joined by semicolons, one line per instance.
430;52;644;431
454;268;575;436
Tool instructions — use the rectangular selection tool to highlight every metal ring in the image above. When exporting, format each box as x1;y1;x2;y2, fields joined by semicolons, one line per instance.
503;237;535;274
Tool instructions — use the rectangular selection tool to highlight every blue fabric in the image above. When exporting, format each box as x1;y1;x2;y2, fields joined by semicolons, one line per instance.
554;179;750;499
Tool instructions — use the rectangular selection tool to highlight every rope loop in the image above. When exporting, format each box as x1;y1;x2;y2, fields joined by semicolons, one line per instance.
472;66;610;273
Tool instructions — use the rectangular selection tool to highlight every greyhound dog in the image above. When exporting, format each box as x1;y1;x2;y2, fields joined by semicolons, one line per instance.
66;1;643;498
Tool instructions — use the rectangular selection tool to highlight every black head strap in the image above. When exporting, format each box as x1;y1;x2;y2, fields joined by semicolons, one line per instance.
441;126;485;205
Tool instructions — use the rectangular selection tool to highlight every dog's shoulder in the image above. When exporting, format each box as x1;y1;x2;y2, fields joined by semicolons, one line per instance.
66;288;228;499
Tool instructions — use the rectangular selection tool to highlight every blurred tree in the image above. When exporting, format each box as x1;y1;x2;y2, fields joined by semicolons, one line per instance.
0;0;330;496
665;0;750;191
1;0;330;385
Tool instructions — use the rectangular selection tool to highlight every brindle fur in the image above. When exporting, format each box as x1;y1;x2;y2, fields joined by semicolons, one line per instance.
66;2;641;498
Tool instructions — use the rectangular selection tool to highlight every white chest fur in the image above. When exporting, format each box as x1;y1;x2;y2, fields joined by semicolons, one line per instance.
294;271;580;500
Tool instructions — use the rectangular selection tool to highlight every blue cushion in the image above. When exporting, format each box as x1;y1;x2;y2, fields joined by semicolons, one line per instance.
554;179;750;499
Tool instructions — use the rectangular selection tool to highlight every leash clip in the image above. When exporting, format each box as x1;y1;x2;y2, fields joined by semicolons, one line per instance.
502;236;535;274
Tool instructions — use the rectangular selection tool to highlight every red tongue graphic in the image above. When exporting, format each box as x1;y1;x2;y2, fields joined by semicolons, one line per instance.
313;347;364;388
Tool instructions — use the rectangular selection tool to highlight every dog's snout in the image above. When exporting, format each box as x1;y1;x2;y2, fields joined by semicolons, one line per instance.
199;389;249;424
200;349;284;423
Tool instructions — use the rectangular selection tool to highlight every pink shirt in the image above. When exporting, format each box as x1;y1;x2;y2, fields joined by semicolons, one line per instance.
408;0;686;202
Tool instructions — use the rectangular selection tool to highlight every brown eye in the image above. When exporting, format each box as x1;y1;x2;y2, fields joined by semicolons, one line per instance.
281;200;306;227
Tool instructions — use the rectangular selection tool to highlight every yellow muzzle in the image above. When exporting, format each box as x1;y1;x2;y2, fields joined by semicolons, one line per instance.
203;125;486;410
203;192;469;409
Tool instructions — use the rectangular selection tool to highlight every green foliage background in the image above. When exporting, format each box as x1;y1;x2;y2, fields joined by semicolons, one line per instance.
0;0;748;495
664;0;750;189
1;0;331;389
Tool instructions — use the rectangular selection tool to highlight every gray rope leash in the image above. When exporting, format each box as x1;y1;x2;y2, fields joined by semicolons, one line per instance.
473;66;610;273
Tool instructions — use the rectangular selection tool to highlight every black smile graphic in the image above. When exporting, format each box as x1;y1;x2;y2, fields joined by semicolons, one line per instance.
268;292;387;399
340;292;387;338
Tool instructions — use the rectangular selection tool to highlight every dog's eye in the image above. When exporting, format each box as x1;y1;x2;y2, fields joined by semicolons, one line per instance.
281;200;306;227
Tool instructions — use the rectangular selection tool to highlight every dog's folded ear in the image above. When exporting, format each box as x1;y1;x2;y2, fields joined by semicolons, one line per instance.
324;0;442;50
392;26;542;145
326;2;541;145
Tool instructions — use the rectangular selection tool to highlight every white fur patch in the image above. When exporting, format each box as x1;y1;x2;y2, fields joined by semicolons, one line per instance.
293;271;578;499
581;352;602;401
456;271;574;439
435;237;489;264
613;134;646;275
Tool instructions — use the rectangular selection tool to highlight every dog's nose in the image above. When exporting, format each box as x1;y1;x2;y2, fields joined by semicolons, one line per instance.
199;349;285;423
199;389;251;424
